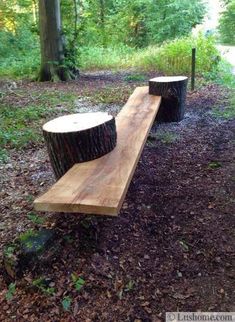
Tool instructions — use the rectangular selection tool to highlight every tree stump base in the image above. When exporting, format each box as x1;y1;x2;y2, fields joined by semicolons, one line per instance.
43;112;117;179
149;76;188;122
3;229;55;280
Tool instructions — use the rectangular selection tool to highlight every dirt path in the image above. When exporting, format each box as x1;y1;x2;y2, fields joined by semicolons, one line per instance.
0;76;234;321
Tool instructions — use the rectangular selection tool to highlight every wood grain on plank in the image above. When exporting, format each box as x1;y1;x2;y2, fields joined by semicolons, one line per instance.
34;86;161;215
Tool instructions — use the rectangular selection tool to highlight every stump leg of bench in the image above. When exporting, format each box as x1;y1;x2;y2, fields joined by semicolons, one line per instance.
43;112;117;179
149;76;188;122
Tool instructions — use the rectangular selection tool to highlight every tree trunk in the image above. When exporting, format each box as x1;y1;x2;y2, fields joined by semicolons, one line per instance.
43;113;117;179
99;0;106;47
38;0;75;81
149;76;188;122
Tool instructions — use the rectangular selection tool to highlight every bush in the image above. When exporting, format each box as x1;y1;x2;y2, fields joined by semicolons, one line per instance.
79;45;135;70
218;0;235;45
132;34;220;75
0;28;40;78
79;34;221;77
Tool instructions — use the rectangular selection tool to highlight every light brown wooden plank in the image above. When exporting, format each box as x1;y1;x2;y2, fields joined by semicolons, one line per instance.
34;86;161;215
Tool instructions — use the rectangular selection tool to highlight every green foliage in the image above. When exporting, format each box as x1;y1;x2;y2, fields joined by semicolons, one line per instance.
179;240;189;252
204;58;235;88
5;283;16;301
4;245;16;258
19;229;38;242
148;131;178;145
32;278;56;296
219;0;235;45
157;132;178;145
0;0;230;85
62;296;72;311
0;18;39;77
0;104;48;150
124;74;146;82
0;148;8;163
0;0;206;77
0;89;76;162
79;45;135;70
0;0;40;77
71;273;85;292
208;161;222;169
27;213;45;225
124;280;135;292
78;34;220;77
75;0;205;47
0;49;40;78
133;34;220;75
145;0;206;44
212;94;235;119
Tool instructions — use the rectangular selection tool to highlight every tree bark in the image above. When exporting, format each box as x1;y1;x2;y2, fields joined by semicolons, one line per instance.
99;0;106;47
149;76;188;122
38;0;75;81
43;113;117;179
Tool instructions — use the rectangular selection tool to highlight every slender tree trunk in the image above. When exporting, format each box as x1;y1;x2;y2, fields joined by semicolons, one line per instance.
99;0;106;47
38;0;74;81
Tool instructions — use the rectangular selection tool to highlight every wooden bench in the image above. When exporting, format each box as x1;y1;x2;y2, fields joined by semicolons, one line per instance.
34;86;161;216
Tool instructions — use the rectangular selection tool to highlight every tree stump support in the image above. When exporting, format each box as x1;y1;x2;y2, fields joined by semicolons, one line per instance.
43;112;117;179
149;76;188;122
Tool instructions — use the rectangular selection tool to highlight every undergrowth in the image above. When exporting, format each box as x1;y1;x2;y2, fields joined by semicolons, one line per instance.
0;90;77;161
212;93;235;119
0;34;225;79
0;104;48;151
85;86;134;104
79;34;221;77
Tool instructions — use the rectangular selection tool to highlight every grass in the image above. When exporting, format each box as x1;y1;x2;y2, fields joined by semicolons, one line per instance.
86;86;134;104
0;84;121;163
212;92;235;119
79;34;221;77
0;48;40;79
0;148;8;162
0;104;49;150
208;161;222;169
79;45;135;71
158;131;178;144
124;74;146;82
0;89;77;161
204;59;235;89
148;131;178;145
19;229;38;243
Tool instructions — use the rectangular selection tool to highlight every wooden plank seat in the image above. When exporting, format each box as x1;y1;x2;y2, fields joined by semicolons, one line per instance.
34;86;161;216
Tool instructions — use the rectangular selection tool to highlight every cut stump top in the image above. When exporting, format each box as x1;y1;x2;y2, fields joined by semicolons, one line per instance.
150;76;188;83
43;112;113;133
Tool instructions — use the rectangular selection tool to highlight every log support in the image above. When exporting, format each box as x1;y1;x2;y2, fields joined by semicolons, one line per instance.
149;76;188;122
43;112;117;179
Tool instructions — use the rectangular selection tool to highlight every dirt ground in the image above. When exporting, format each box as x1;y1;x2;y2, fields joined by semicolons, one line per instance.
0;73;234;321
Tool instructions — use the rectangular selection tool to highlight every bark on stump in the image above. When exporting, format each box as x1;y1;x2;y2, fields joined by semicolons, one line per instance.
43;112;117;179
149;76;188;122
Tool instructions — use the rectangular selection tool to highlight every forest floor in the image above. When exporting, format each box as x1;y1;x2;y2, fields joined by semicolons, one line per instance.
0;72;234;321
